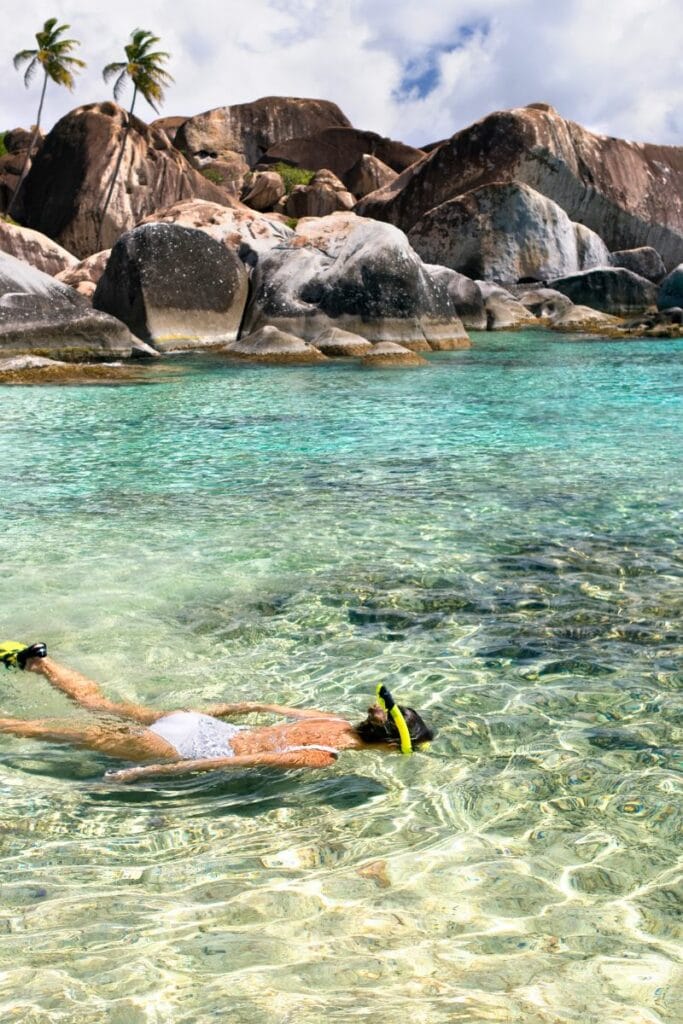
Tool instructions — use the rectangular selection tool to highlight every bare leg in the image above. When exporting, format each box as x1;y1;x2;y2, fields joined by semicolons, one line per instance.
0;714;178;762
27;656;162;725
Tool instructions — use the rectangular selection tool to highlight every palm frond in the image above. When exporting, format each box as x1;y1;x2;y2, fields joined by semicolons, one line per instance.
112;69;129;103
23;56;40;88
102;62;126;83
13;48;37;70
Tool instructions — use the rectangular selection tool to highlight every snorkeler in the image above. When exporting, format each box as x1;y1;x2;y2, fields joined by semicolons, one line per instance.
0;642;434;783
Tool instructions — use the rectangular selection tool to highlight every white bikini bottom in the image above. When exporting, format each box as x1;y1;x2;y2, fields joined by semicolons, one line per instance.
148;712;242;759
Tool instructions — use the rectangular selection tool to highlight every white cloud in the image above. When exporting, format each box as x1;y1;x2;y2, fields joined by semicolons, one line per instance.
1;0;681;147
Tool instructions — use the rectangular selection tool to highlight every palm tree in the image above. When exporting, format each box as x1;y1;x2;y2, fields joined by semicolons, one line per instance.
97;29;173;248
8;18;85;217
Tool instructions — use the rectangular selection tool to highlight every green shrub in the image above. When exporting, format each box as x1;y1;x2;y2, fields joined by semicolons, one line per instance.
201;167;225;185
0;132;7;158
271;162;315;194
285;217;299;230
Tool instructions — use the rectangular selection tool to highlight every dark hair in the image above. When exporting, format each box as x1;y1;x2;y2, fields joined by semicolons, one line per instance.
356;706;435;748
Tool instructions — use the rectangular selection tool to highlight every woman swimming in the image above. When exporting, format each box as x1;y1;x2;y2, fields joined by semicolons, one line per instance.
0;642;434;783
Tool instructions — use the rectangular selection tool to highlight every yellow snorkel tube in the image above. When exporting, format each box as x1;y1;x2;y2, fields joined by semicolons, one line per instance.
376;684;413;755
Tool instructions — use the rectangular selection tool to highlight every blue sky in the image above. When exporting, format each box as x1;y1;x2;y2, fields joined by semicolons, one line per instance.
2;0;682;147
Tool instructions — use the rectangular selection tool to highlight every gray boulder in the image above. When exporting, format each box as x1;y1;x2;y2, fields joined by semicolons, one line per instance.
512;284;620;331
610;246;666;282
137;198;294;266
93;223;249;350
243;220;470;349
657;264;683;310
423;264;487;330
476;282;537;330
548;267;657;314
0;250;141;361
408;181;610;282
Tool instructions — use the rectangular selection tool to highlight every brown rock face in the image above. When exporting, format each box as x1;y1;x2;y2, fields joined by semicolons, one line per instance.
0;219;77;276
17;103;233;259
261;127;423;178
345;154;397;198
285;170;355;218
55;249;111;298
357;104;683;270
242;171;286;212
176;96;351;169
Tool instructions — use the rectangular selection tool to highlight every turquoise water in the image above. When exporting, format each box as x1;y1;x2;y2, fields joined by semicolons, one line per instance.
0;331;681;1023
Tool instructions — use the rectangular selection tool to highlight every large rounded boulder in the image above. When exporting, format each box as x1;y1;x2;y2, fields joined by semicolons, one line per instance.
609;247;666;283
138;198;294;265
357;103;683;269
0;250;140;361
93;223;249;350
243;220;470;349
408;181;610;282
548;267;657;314
657;264;683;310
176;97;351;169
17;102;233;258
260;126;424;178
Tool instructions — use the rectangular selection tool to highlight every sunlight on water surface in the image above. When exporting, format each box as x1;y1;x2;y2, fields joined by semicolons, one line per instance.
1;332;681;1023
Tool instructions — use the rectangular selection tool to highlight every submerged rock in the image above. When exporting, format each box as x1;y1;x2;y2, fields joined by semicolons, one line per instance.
0;353;154;385
360;342;428;368
312;326;373;356
408;181;610;282
93;222;249;350
226;324;326;363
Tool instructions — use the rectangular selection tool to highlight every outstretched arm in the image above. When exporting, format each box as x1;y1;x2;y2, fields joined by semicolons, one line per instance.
202;702;345;721
105;746;338;783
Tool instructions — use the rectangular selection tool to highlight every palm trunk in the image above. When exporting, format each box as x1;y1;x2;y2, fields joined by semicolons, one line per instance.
96;87;138;251
6;70;48;219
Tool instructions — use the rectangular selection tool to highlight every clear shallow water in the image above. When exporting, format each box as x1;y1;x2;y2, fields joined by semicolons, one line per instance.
0;331;681;1023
